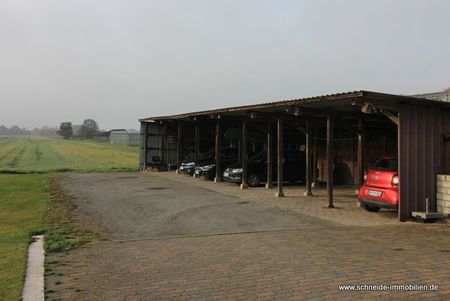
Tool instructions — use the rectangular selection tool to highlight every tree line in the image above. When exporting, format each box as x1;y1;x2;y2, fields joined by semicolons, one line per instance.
0;125;58;136
0;119;101;140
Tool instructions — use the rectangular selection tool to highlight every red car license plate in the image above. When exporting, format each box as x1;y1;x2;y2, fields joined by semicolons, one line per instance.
368;190;382;197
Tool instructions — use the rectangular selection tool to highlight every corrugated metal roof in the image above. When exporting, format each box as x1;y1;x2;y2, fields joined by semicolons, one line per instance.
411;91;450;103
139;90;448;122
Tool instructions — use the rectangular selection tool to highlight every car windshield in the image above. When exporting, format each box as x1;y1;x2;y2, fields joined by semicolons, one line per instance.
372;158;398;171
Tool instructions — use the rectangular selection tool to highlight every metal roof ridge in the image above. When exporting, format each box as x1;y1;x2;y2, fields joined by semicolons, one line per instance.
139;90;366;121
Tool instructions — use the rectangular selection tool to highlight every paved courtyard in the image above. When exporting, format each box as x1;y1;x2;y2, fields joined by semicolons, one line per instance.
46;172;450;300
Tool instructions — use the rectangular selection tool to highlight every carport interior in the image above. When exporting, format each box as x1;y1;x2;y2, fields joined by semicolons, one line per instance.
140;91;450;221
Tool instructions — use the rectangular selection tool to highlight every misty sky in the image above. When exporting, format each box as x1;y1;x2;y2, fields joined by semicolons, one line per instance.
1;0;450;130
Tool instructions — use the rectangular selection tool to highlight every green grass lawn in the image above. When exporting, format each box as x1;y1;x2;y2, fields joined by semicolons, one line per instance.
0;136;140;173
0;174;49;301
0;136;140;300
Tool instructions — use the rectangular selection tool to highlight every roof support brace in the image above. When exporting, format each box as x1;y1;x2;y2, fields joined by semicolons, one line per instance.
381;110;400;126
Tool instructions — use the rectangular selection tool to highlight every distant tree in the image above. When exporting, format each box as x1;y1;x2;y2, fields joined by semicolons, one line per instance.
58;122;73;139
8;125;27;135
0;125;8;135
79;119;99;139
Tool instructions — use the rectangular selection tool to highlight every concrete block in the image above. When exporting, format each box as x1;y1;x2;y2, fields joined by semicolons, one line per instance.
437;174;446;181
437;206;449;214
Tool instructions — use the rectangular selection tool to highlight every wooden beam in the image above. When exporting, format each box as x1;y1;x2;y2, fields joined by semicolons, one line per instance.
240;119;248;189
286;123;308;135
266;122;273;189
160;123;167;167
176;123;182;173
304;119;313;196
334;117;362;136
356;117;365;187
354;99;400;111
276;117;284;197
312;129;317;188
142;122;149;170
326;115;334;208
214;120;222;182
381;110;399;125
194;124;199;164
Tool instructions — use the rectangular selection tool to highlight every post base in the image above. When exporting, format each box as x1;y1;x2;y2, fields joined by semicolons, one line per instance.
176;170;180;174
328;204;335;208
275;192;284;197
192;174;197;178
265;183;273;189
214;177;222;183
240;184;248;189
304;191;313;196
311;182;316;188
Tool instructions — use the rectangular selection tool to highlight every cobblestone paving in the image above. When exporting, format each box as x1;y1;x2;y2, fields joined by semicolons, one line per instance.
46;224;450;300
45;173;450;300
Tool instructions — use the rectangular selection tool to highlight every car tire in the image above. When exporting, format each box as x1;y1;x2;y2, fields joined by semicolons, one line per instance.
247;174;261;187
361;203;381;212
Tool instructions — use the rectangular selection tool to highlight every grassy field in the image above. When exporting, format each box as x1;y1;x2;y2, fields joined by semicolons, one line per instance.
0;136;140;172
0;136;140;299
0;174;48;301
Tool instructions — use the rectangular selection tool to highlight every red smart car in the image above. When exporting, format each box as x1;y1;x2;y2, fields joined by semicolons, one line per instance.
358;156;399;212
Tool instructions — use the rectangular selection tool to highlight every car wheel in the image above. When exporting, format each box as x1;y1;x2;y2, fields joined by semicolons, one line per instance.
247;174;261;187
361;203;381;212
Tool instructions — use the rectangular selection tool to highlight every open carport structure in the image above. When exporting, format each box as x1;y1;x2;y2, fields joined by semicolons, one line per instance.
139;90;450;221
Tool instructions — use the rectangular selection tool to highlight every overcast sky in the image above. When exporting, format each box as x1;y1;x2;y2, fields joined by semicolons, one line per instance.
1;0;449;130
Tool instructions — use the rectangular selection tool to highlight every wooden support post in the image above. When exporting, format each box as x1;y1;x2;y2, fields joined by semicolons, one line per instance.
312;129;317;188
176;123;182;174
265;122;273;189
160;123;167;168
237;140;241;162
214;119;222;182
240;119;248;189
142;122;149;171
304;120;313;196
356;117;364;190
326;115;334;208
194;123;199;164
276;117;284;197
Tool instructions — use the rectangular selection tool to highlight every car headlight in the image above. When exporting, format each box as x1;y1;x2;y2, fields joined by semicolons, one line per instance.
232;168;243;173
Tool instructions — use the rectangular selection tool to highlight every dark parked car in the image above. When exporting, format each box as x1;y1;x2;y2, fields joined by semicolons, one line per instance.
358;155;399;212
195;148;239;180
178;151;213;175
223;151;306;187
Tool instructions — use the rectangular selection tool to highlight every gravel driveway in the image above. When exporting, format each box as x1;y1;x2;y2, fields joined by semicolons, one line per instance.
60;172;334;239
